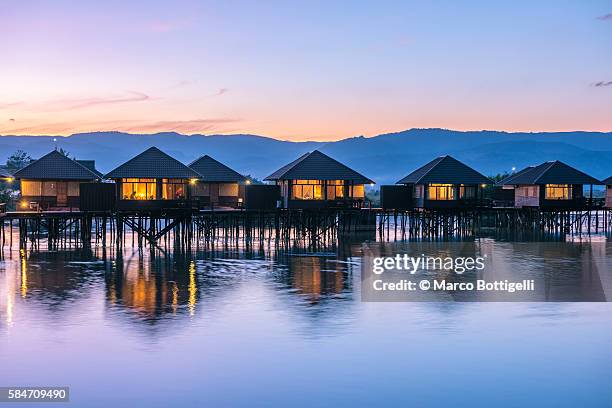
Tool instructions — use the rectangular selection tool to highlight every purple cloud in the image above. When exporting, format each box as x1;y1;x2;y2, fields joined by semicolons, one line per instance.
55;91;150;110
593;81;612;87
0;118;243;135
597;13;612;20
1;92;152;113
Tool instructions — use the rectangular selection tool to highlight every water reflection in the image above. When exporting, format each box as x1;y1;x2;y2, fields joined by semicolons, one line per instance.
106;253;201;323
2;238;611;333
363;240;611;301
8;248;104;307
1;237;612;407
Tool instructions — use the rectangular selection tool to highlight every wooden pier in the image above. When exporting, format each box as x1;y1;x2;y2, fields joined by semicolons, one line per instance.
1;207;610;255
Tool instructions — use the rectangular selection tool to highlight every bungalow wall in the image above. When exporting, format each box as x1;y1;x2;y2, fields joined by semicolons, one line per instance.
492;185;515;207
277;180;365;209
20;179;83;210
607;185;612;208
515;184;584;208
191;182;244;208
244;185;280;210
380;185;412;210
514;186;539;207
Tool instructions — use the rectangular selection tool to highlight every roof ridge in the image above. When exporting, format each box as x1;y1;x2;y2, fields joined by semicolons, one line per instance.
412;156;446;184
532;161;558;184
188;154;246;181
310;150;374;184
105;146;200;178
397;155;490;185
264;150;373;184
70;156;101;178
268;151;312;180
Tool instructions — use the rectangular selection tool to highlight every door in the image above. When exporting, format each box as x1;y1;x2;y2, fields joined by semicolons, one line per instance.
210;184;219;206
57;182;68;207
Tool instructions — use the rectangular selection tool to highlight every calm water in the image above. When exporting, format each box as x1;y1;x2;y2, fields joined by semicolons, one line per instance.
1;236;612;407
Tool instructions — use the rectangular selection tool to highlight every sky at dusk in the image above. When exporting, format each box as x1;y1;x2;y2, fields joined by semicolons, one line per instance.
0;0;611;141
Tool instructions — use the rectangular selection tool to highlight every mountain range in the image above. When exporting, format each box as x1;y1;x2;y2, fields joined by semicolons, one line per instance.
1;128;611;185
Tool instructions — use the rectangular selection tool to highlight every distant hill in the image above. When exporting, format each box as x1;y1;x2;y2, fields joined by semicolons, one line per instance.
1;128;611;185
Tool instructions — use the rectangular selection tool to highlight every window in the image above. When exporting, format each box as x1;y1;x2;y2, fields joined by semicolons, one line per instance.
219;183;239;196
351;184;365;198
122;178;156;200
192;183;209;197
162;179;186;200
292;180;323;200
545;184;572;200
21;180;42;196
428;184;454;200
414;185;423;199
458;185;475;199
326;180;344;200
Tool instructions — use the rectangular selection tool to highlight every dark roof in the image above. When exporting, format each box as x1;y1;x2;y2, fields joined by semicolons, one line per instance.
396;155;491;185
603;176;612;185
497;161;602;185
188;155;246;182
13;150;100;180
76;160;103;178
495;166;535;186
0;167;10;178
105;147;200;179
264;150;374;184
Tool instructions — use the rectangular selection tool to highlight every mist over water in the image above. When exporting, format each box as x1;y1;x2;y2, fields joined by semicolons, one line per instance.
1;234;612;407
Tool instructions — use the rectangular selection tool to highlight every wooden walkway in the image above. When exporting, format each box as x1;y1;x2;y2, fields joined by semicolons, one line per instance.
0;207;610;254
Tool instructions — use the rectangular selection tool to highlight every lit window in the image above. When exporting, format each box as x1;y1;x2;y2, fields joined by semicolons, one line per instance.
428;184;455;200
352;184;365;198
162;179;186;200
122;178;157;200
545;184;571;200
326;180;344;199
292;180;324;200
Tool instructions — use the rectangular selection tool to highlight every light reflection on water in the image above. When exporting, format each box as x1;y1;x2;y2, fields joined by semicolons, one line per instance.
0;237;612;407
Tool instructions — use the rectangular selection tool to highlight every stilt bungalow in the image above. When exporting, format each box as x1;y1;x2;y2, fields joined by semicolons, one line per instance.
396;155;491;209
105;147;201;212
264;150;374;209
497;160;601;209
188;155;247;208
602;177;612;208
12;150;100;211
